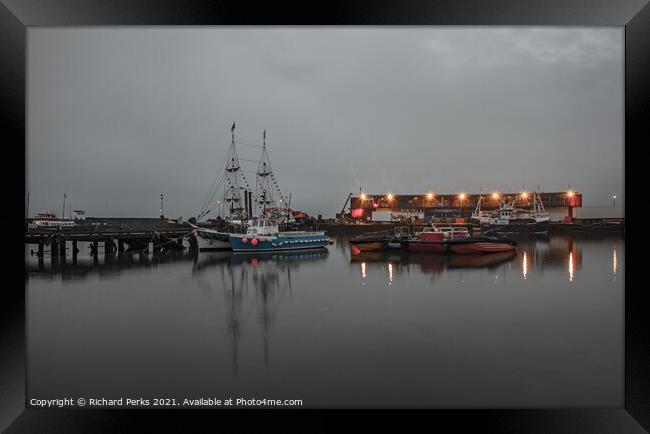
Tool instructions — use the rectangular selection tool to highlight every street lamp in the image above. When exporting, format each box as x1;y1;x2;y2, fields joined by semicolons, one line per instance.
613;195;617;207
458;193;466;208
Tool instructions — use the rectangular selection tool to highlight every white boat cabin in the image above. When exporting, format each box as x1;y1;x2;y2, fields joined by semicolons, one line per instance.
246;218;279;236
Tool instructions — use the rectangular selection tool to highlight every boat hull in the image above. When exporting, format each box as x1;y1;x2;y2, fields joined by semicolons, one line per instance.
349;241;387;252
229;232;329;252
195;228;231;251
404;240;446;253
448;242;516;254
481;220;549;234
405;236;517;254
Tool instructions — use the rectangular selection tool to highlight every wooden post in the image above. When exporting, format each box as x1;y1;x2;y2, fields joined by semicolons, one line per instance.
59;240;66;257
118;239;125;254
92;240;98;256
152;231;161;255
188;233;198;253
37;241;44;257
51;239;59;257
105;239;114;254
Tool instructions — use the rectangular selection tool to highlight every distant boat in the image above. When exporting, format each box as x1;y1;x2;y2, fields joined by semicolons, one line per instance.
229;217;329;252
403;225;517;254
27;212;75;229
471;192;550;233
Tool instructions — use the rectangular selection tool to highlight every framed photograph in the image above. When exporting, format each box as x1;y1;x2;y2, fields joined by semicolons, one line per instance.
3;0;647;431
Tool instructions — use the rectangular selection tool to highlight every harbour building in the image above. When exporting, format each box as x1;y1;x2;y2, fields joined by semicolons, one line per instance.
347;191;583;223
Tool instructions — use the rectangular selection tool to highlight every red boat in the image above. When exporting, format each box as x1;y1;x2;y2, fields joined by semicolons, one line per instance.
404;225;516;254
404;226;468;253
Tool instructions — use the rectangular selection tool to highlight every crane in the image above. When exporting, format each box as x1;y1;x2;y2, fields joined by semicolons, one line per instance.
340;192;353;216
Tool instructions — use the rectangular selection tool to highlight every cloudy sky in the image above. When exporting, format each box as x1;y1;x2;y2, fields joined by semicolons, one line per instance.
27;27;623;218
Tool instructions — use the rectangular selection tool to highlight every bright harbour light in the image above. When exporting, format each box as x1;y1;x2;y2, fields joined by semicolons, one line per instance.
520;192;529;199
360;193;367;200
567;190;575;198
491;192;499;200
387;193;394;200
458;193;466;200
426;193;434;200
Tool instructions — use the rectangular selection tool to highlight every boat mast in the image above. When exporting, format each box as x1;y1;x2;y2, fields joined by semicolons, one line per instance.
223;123;246;221
472;195;482;218
255;129;283;218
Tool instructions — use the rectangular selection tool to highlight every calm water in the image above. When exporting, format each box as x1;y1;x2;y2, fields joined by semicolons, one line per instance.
26;233;624;408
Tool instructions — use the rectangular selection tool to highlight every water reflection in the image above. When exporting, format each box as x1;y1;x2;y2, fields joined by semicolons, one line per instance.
522;251;528;280
25;249;196;280
347;232;613;283
193;250;329;374
26;234;624;407
351;250;518;283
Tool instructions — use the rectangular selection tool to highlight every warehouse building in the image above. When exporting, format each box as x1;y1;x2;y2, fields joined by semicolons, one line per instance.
347;191;583;223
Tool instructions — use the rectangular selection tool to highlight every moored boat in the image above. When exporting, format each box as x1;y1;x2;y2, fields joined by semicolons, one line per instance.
193;225;232;251
229;218;329;252
403;225;470;253
349;231;391;252
403;225;516;254
27;213;76;230
471;192;550;234
446;237;517;254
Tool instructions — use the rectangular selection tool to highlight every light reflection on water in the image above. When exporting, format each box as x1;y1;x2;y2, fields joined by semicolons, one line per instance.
25;233;624;407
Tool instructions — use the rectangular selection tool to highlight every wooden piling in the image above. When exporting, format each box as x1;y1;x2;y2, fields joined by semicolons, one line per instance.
118;239;125;254
59;240;66;257
188;233;198;252
105;239;114;254
51;239;59;257
37;242;44;257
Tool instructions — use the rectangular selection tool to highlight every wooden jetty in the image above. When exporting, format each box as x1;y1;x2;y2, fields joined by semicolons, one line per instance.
25;217;196;258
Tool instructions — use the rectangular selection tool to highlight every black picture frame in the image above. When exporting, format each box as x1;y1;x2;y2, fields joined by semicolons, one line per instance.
2;1;647;432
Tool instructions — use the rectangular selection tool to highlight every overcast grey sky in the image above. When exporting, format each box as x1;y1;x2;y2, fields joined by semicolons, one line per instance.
27;27;623;218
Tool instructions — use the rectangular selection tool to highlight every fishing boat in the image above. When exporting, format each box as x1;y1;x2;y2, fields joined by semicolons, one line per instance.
194;124;297;251
403;225;516;254
228;217;329;252
471;192;550;233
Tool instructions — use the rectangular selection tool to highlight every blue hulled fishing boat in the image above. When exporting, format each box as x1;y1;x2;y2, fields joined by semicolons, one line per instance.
229;218;329;252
